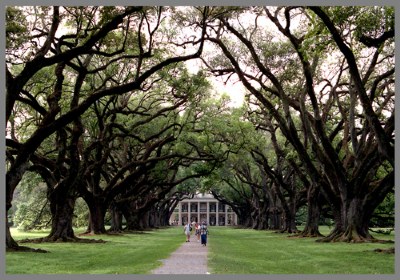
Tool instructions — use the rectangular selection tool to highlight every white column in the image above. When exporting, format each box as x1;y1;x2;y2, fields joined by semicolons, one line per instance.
225;204;228;226
178;202;182;225
188;201;191;223
207;201;210;225
198;201;200;223
216;201;219;226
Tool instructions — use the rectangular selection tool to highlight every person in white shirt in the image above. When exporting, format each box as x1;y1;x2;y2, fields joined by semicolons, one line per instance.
184;222;191;242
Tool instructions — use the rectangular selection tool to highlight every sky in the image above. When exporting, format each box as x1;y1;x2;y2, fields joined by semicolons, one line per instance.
186;58;245;108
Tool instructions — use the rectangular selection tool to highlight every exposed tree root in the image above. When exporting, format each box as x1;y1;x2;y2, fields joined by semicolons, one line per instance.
78;229;125;236
78;232;96;236
106;229;125;235
316;228;394;243
80;227;108;235
368;239;394;244
19;236;106;244
369;228;394;235
122;229;151;234
298;232;324;238
293;227;325;238
374;247;395;254
104;231;124;236
276;228;301;235
288;231;324;238
6;245;48;253
78;230;108;236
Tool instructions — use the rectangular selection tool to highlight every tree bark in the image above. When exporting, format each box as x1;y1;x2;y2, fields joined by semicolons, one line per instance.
6;210;47;253
119;201;146;231
46;195;77;241
251;206;260;229
6;213;19;250
236;208;252;228
300;185;323;237
317;195;382;243
268;207;282;230
339;198;374;242
84;197;107;234
257;201;269;230
139;211;150;229
124;211;144;231
280;203;299;234
6;162;30;250
148;205;170;228
109;204;123;232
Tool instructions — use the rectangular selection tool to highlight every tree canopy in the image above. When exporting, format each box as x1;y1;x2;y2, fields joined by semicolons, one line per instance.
6;6;394;251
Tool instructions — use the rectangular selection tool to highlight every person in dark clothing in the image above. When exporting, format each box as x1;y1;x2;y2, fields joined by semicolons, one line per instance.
200;221;209;246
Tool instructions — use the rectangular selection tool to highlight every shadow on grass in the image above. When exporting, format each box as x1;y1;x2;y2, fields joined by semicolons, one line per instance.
18;236;107;244
6;245;48;253
373;247;395;254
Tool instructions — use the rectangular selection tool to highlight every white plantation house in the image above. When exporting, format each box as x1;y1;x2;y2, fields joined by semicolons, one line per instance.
170;193;238;226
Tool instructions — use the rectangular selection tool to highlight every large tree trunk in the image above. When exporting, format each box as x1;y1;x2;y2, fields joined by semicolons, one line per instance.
6;212;19;250
281;204;298;234
120;202;146;231
251;207;260;229
46;195;77;241
85;197;107;234
149;206;168;228
6;208;47;252
317;171;394;243
268;207;282;230
250;199;269;230
267;190;282;230
6;162;30;250
278;192;299;233
124;211;145;231
236;209;252;227
318;197;377;243
139;211;150;229
153;202;175;227
250;193;269;229
338;198;374;242
109;204;123;232
159;206;172;226
300;185;323;237
148;209;156;228
301;202;322;237
28;192;107;244
257;202;269;230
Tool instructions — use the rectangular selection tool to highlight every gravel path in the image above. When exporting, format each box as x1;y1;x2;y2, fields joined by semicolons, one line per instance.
151;235;210;274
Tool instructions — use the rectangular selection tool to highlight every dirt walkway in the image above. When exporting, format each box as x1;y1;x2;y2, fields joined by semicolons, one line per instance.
151;235;210;274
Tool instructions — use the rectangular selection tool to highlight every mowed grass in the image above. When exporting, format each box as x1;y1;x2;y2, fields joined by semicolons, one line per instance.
6;226;395;274
6;227;184;274
207;226;395;274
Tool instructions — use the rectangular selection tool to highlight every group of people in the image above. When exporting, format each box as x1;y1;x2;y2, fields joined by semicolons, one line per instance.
184;221;209;246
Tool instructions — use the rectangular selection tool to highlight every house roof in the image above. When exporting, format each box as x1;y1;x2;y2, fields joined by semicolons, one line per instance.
180;192;217;202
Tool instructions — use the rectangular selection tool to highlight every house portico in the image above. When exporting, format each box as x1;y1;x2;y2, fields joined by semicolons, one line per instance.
170;193;237;226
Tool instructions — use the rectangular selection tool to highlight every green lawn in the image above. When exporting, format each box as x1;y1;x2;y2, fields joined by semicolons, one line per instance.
207;226;395;274
6;226;395;274
6;227;184;274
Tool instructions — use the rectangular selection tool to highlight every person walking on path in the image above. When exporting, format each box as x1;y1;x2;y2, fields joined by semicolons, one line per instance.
152;230;210;274
184;222;191;242
195;222;200;242
200;221;209;246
